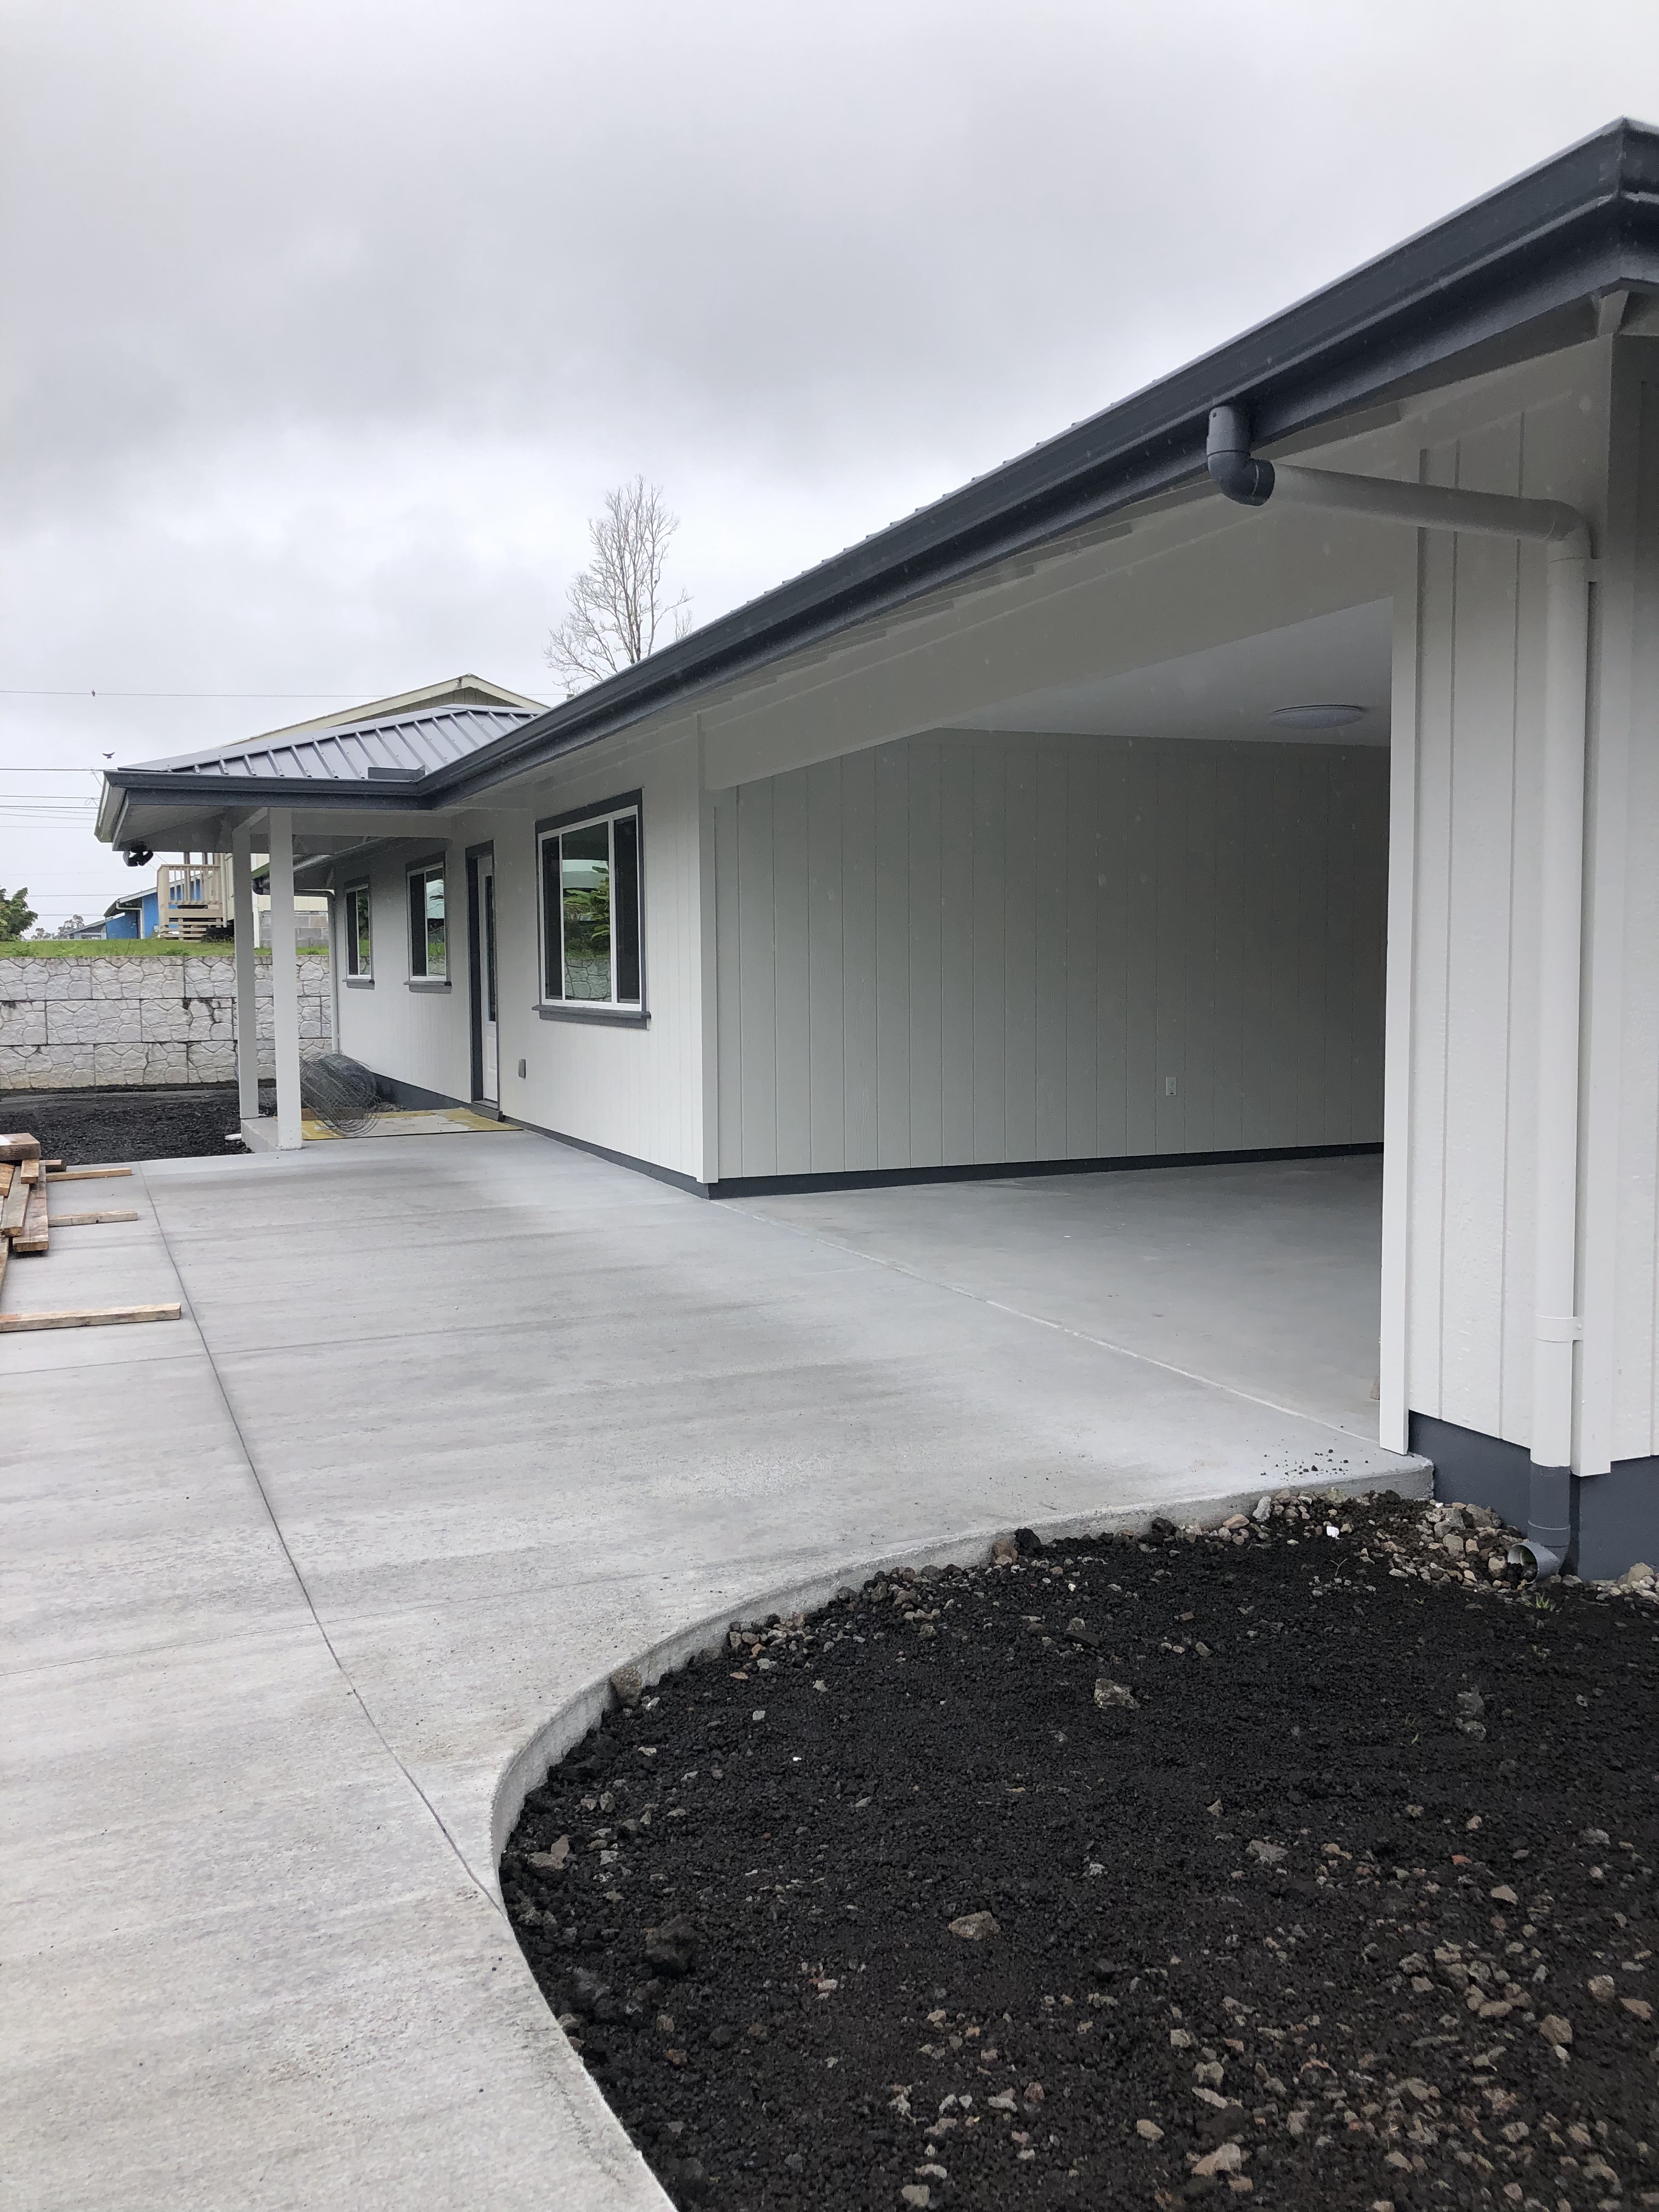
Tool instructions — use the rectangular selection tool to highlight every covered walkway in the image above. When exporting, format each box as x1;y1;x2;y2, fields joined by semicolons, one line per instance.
3;1132;1423;2210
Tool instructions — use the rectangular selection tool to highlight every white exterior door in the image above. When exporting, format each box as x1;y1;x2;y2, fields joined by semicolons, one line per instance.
477;854;499;1102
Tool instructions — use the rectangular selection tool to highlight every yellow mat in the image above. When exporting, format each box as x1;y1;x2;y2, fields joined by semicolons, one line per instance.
301;1108;514;1141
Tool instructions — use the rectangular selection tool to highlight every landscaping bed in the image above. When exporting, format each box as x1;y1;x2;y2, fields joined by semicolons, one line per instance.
0;1081;256;1164
503;1493;1659;2212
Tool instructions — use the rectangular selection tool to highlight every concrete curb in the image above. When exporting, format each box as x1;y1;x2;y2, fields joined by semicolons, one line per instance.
488;1457;1432;1877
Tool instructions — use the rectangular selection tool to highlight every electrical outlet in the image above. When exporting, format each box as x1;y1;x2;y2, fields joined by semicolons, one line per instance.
1164;1075;1177;1097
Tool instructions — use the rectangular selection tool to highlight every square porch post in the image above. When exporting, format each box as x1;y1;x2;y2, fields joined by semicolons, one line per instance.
267;809;303;1150
230;825;259;1126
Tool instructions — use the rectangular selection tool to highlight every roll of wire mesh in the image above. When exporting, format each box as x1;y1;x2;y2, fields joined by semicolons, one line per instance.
298;1053;386;1138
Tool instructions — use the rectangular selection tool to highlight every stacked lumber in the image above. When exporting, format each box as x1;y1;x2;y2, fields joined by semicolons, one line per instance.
0;1132;179;1332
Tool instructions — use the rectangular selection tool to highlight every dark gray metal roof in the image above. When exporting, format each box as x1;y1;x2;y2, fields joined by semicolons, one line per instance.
134;702;540;785
102;116;1659;849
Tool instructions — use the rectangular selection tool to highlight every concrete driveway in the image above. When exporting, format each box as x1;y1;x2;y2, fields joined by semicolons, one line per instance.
3;1133;1424;2210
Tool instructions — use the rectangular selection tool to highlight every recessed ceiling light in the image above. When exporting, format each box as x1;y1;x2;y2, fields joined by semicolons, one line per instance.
1270;703;1367;730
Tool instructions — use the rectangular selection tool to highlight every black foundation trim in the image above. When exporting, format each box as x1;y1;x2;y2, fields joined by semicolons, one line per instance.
706;1139;1381;1201
510;1114;709;1198
372;1073;470;1113
1409;1409;1659;1579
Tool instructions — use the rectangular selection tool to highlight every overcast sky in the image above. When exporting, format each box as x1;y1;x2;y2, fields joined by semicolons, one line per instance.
4;0;1658;927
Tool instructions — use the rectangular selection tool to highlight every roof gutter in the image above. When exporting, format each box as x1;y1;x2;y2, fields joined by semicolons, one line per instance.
1207;404;1593;1581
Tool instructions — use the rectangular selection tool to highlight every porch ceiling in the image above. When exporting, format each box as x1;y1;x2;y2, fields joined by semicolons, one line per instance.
952;600;1392;747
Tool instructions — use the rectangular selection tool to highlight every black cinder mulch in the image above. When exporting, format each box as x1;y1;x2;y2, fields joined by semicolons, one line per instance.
0;1082;256;1165
503;1496;1659;2212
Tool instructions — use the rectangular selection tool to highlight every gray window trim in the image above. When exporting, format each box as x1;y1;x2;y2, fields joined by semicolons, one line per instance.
534;1004;650;1027
534;789;645;1015
343;878;373;981
405;851;448;983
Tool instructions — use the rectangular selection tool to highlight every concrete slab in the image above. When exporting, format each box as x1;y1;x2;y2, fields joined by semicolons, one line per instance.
738;1152;1387;1437
2;1132;1424;2208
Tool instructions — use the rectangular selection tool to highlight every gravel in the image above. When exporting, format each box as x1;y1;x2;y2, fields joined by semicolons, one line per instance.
503;1490;1659;2211
0;1082;257;1165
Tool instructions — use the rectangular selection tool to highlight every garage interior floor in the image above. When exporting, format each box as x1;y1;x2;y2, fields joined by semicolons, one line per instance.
3;1132;1422;2211
736;1147;1386;1440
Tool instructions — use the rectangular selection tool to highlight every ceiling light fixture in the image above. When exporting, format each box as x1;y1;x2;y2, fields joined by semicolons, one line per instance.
1269;703;1367;729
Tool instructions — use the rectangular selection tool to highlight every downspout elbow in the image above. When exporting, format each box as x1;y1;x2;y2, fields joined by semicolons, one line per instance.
1545;514;1593;563
1206;404;1276;507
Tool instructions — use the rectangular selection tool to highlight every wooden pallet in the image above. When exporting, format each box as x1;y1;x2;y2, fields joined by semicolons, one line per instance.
0;1141;178;1332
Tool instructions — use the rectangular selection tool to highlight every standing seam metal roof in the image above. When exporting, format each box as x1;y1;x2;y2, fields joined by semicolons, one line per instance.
146;703;541;783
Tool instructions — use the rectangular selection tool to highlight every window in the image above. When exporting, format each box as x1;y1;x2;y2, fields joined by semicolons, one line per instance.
345;884;373;979
408;860;447;980
539;802;641;1008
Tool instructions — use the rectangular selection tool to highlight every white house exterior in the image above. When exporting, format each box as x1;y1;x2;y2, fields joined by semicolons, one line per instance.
99;120;1659;1579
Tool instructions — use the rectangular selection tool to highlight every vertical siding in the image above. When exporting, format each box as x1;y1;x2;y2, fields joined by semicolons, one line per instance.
906;743;943;1165
1405;387;1600;1451
874;742;911;1167
1584;361;1659;1468
1624;383;1659;1457
715;730;1389;1179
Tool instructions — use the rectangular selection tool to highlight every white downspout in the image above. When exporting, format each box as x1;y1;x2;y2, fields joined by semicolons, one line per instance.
1207;409;1593;1570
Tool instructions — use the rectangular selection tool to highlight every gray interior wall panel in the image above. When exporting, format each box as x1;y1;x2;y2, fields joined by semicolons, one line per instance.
715;730;1389;1181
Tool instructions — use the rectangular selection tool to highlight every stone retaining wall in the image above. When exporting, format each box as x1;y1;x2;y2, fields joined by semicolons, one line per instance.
0;953;333;1089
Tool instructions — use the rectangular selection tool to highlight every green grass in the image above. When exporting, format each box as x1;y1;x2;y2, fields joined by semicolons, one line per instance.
0;939;330;958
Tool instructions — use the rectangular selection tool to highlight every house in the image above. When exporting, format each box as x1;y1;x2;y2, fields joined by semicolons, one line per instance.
97;120;1659;1579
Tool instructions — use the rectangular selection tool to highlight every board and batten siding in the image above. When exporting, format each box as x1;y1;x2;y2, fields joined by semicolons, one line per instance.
1403;377;1610;1457
713;731;1387;1182
1578;346;1659;1474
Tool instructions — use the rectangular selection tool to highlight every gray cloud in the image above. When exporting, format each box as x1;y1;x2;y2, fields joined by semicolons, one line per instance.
4;0;1658;921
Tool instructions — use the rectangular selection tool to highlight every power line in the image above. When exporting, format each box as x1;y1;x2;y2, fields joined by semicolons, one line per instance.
3;687;383;699
0;685;553;700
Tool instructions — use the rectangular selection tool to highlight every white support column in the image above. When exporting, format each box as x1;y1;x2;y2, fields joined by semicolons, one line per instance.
267;809;303;1150
231;825;259;1127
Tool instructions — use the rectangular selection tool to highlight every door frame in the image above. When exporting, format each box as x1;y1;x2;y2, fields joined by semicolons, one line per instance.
465;840;498;1108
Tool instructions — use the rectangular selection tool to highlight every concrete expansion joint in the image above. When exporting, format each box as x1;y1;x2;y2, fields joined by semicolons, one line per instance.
722;1195;1414;1454
137;1163;505;1918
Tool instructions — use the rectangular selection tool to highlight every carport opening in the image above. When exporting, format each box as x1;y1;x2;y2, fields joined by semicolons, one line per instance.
713;599;1393;1443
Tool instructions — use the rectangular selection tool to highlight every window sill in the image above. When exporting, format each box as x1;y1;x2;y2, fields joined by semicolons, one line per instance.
407;978;452;992
345;976;375;989
535;1003;649;1028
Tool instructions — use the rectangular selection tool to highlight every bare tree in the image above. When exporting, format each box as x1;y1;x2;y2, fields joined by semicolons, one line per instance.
545;476;692;695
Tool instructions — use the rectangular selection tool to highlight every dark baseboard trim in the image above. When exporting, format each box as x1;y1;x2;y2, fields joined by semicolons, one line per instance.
706;1140;1382;1201
374;1072;471;1113
511;1114;710;1198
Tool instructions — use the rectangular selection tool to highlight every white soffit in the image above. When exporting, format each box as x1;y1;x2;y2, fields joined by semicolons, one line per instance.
954;600;1393;747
